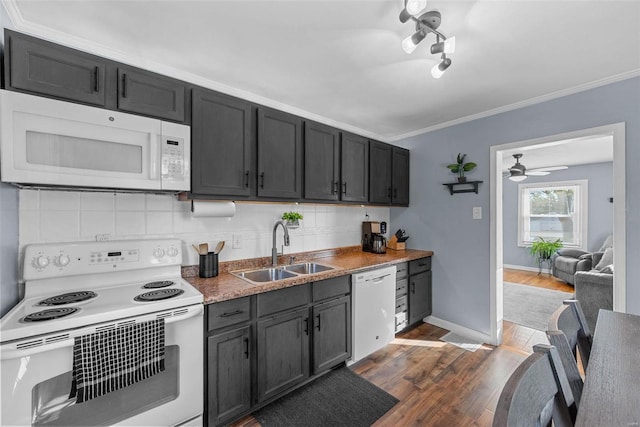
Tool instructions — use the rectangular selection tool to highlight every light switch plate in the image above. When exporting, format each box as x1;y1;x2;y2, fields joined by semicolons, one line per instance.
232;234;242;249
473;207;482;220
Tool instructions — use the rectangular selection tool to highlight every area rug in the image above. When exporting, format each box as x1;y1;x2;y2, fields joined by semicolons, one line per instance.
439;331;484;352
253;366;398;427
503;282;573;331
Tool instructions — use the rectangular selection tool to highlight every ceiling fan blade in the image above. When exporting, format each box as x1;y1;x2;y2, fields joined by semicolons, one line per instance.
528;166;568;172
527;171;550;176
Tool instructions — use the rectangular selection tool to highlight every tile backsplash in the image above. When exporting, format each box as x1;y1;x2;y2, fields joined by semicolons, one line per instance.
19;189;390;266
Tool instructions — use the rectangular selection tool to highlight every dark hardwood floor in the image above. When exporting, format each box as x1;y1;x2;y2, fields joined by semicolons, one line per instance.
230;269;567;427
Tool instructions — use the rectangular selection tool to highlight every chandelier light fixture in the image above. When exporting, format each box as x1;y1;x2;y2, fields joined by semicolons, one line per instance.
399;0;456;78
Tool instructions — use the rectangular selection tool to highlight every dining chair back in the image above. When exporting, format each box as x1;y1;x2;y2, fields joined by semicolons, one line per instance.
493;344;574;427
548;299;593;369
546;329;583;415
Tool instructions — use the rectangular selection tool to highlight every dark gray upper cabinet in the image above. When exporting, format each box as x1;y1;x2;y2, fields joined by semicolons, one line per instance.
369;140;393;204
312;295;351;374
117;67;186;122
257;108;303;199
191;89;253;197
340;132;369;203
5;30;107;106
392;147;410;206
304;122;340;201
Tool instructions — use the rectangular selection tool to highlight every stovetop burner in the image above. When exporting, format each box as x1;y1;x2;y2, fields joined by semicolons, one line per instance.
143;280;175;289
23;307;79;322
38;291;97;306
134;288;185;302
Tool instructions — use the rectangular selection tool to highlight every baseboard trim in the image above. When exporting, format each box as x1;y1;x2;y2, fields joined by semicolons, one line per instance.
504;263;552;275
424;316;493;345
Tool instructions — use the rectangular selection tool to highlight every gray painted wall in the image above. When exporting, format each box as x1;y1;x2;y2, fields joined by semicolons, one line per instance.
503;162;613;269
392;76;640;335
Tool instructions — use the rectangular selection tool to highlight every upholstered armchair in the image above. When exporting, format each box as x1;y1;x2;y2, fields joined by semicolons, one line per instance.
551;235;613;286
574;250;614;331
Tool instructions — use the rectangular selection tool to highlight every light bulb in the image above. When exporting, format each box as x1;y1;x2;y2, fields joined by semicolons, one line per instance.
402;31;425;54
431;57;451;78
509;175;527;182
443;36;456;54
406;0;427;15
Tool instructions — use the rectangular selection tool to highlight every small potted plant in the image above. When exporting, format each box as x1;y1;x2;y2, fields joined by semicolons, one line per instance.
529;237;563;274
282;211;303;228
447;153;477;183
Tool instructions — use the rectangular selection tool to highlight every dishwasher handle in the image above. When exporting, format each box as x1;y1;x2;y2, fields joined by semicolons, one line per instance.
365;273;392;283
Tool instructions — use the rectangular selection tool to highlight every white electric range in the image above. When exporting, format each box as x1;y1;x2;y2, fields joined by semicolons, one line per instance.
0;238;204;427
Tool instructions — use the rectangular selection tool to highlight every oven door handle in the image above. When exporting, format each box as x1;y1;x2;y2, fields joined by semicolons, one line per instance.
1;304;204;360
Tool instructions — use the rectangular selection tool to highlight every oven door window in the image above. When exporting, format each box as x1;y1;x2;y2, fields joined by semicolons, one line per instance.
32;346;179;426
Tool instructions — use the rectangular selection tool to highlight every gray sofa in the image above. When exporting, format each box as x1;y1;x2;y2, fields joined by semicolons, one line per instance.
551;235;613;285
573;250;614;332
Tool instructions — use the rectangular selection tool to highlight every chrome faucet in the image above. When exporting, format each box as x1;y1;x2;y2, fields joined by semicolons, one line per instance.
272;220;290;266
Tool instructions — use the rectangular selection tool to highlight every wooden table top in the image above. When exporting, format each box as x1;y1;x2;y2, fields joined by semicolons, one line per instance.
576;310;640;427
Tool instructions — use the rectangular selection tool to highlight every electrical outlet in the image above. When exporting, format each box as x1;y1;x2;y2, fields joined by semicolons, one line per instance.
232;234;242;249
473;207;482;220
95;234;111;241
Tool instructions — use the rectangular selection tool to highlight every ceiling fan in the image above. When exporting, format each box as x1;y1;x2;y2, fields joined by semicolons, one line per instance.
506;153;568;182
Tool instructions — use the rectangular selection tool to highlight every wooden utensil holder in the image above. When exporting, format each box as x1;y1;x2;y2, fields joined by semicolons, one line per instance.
387;235;405;251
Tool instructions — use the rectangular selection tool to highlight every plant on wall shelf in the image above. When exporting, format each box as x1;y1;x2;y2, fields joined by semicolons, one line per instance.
529;237;563;274
282;211;303;228
447;153;477;183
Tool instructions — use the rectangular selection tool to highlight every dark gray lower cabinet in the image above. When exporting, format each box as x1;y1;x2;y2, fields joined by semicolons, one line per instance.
207;326;251;425
257;307;310;402
312;295;351;374
408;270;432;325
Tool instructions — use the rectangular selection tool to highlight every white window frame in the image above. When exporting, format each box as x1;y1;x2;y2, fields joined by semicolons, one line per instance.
517;179;588;250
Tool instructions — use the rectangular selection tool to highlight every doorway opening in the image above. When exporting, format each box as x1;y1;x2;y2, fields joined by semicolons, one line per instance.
489;123;626;345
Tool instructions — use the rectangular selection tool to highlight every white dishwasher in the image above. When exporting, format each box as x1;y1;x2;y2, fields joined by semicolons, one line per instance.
350;265;397;364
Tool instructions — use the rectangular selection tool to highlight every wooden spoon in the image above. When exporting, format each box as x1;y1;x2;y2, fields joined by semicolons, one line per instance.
199;243;208;255
213;241;225;254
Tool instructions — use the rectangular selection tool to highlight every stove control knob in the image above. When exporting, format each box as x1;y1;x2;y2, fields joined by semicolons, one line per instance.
57;254;71;267
167;247;179;258
153;248;165;258
34;256;49;269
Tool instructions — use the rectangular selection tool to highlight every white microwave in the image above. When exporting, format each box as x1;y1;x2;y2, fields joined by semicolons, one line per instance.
0;90;190;192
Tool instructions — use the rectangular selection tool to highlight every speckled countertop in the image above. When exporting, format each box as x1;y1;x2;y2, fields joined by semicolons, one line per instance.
183;246;434;304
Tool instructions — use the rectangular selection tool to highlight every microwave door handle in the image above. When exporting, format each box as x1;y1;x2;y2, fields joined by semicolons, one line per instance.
149;133;161;180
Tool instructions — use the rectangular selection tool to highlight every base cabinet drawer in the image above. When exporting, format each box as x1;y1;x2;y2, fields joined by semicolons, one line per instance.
207;297;251;330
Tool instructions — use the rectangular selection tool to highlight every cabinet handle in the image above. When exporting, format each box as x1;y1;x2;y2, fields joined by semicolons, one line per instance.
315;314;321;331
304;318;309;335
220;309;243;318
259;172;265;188
394;188;398;199
122;73;128;98
94;67;99;93
411;282;416;293
244;337;249;359
342;182;347;195
332;181;338;194
244;171;250;188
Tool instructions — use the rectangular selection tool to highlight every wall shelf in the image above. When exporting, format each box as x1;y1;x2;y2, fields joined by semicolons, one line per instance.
443;180;483;195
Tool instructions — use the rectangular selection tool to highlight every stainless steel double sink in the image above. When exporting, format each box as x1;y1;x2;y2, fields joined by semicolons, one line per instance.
232;262;334;284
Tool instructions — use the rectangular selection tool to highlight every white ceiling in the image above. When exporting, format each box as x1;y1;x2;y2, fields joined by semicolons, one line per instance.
4;0;640;141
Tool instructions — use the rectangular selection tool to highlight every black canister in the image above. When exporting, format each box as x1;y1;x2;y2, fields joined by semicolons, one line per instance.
199;252;219;278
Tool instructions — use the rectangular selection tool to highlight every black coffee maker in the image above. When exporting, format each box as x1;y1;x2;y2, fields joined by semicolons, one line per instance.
362;221;387;254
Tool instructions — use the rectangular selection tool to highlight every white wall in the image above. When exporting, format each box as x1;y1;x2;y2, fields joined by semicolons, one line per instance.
18;189;389;267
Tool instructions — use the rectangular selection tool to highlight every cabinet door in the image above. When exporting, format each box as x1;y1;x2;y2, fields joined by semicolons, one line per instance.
304;122;340;201
312;295;352;374
368;140;392;204
207;326;251;426
117;68;185;122
257;108;303;199
7;30;106;106
192;89;253;197
392;147;410;206
408;271;432;325
340;133;369;203
256;307;310;402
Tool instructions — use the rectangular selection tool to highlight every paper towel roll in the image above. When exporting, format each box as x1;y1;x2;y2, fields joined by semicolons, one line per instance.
191;201;236;217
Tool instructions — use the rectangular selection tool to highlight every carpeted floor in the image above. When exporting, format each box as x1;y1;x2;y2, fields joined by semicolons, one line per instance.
253;366;398;427
503;282;574;331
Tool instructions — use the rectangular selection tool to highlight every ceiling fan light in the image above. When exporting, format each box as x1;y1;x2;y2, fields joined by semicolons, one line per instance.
402;31;425;54
509;175;527;182
431;57;451;78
